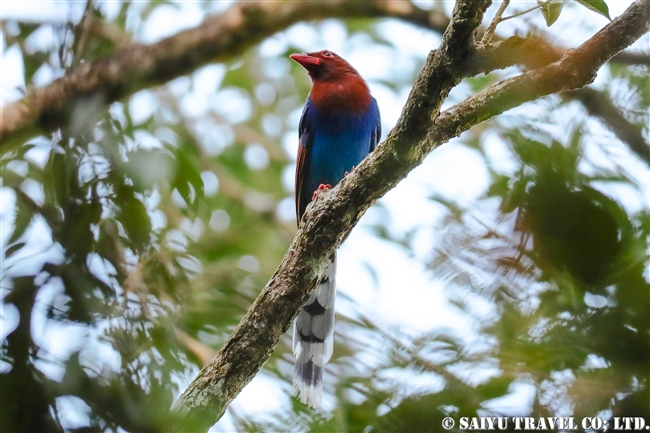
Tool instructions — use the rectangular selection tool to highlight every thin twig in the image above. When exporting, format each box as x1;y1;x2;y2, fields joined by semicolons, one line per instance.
71;0;95;65
481;0;510;45
501;2;545;22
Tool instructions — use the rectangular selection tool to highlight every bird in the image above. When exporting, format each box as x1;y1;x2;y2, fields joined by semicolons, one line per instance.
289;50;381;407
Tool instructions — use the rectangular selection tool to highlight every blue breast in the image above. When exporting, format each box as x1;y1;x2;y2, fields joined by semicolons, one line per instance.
298;97;380;217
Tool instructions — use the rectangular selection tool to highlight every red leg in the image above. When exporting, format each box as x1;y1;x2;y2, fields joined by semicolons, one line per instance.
312;183;332;200
344;166;356;177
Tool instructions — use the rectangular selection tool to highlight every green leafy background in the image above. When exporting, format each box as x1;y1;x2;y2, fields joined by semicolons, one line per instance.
1;1;648;432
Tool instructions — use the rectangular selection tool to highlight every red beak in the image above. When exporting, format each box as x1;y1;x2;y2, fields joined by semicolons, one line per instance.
290;53;322;69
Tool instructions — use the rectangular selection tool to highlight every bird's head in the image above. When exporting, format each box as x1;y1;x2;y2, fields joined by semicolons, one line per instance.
290;50;360;82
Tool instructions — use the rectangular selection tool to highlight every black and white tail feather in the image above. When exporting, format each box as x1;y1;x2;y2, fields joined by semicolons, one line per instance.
293;254;337;408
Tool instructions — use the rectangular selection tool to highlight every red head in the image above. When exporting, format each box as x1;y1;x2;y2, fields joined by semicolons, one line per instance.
290;50;371;113
290;50;362;82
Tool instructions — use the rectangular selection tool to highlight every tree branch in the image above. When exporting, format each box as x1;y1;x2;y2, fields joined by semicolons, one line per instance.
71;0;96;63
1;0;647;157
466;35;564;74
170;0;650;431
480;0;510;45
0;0;442;150
611;50;650;66
171;0;493;430
466;36;650;162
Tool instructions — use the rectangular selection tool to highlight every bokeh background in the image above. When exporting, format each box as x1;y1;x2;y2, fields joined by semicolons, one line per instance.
1;1;648;431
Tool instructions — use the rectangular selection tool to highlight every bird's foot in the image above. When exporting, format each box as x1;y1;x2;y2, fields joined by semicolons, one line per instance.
312;184;332;200
344;166;356;177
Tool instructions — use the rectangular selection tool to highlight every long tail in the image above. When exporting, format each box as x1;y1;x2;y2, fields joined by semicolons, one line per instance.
292;253;336;408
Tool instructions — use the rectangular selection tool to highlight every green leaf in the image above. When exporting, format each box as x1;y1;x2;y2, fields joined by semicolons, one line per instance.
23;51;50;85
487;174;510;198
8;202;32;244
44;149;70;208
501;176;527;214
116;183;152;253
538;1;564;26
575;0;611;20
172;147;204;210
4;242;26;259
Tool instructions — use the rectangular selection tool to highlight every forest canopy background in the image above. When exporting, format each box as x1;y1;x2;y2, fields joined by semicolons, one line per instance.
1;0;648;432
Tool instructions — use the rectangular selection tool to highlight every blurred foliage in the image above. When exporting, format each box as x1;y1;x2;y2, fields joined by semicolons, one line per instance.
427;125;648;428
1;1;648;432
537;0;610;27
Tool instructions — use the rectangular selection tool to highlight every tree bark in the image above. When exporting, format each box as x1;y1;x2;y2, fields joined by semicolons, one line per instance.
171;0;650;431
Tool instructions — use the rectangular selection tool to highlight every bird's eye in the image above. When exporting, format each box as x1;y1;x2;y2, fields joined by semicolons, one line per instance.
322;51;333;58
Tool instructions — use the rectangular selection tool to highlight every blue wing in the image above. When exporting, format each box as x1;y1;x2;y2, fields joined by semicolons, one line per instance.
295;97;380;221
295;99;315;220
